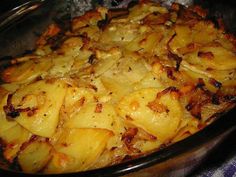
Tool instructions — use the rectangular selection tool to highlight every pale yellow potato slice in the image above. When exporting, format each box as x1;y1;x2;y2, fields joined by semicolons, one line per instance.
183;45;236;71
100;55;148;102
47;55;74;78
113;57;148;84
11;80;67;137
1;59;52;84
53;128;113;172
18;141;52;173
117;88;182;142
0;124;31;162
0;94;17;134
101;76;133;102
133;72;163;90
64;87;95;108
64;86;95;116
153;27;175;56
94;47;122;77
66;103;118;132
181;66;236;92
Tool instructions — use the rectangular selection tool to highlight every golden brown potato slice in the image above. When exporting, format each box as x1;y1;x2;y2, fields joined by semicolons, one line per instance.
18;141;52;173
183;45;236;71
0;94;17;134
101;76;133;102
47;55;75;78
1;83;21;92
64;86;95;116
51;128;113;172
58;37;83;56
1;59;52;83
169;22;218;55
117;88;182;142
100;23;140;45
128;2;168;22
44;152;78;174
10;80;67;137
0;124;31;162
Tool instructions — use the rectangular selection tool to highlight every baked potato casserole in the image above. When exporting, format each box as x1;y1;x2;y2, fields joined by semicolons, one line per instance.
0;1;236;174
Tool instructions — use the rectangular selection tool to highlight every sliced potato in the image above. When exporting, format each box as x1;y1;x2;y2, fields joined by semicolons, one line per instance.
54;128;113;171
11;80;67;137
0;94;17;134
101;76;132;102
64;86;95;117
183;45;236;71
1;59;52;83
133;72;163;90
133;139;162;153
117;88;182;142
94;47;122;77
47;55;74;78
44;152;79;174
0;124;31;162
18;141;52;173
66;103;118;132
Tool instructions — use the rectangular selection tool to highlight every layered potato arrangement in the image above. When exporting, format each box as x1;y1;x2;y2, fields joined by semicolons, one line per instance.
0;1;236;174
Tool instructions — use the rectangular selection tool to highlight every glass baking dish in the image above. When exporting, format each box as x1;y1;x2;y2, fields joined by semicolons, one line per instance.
0;0;235;176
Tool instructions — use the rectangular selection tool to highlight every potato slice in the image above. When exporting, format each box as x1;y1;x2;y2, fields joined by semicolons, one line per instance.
1;83;21;92
64;87;95;108
0;94;17;134
18;141;52;173
169;22;218;55
11;80;67;137
58;37;83;57
100;23;140;45
46;55;75;78
133;139;162;153
126;32;163;53
66;103;118;132
64;86;95;116
133;72;163;90
183;45;236;71
128;3;168;22
101;76;132;102
117;88;182;142
53;128;113;172
0;124;31;162
169;25;193;54
94;48;122;77
44;152;78;174
1;59;52;83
